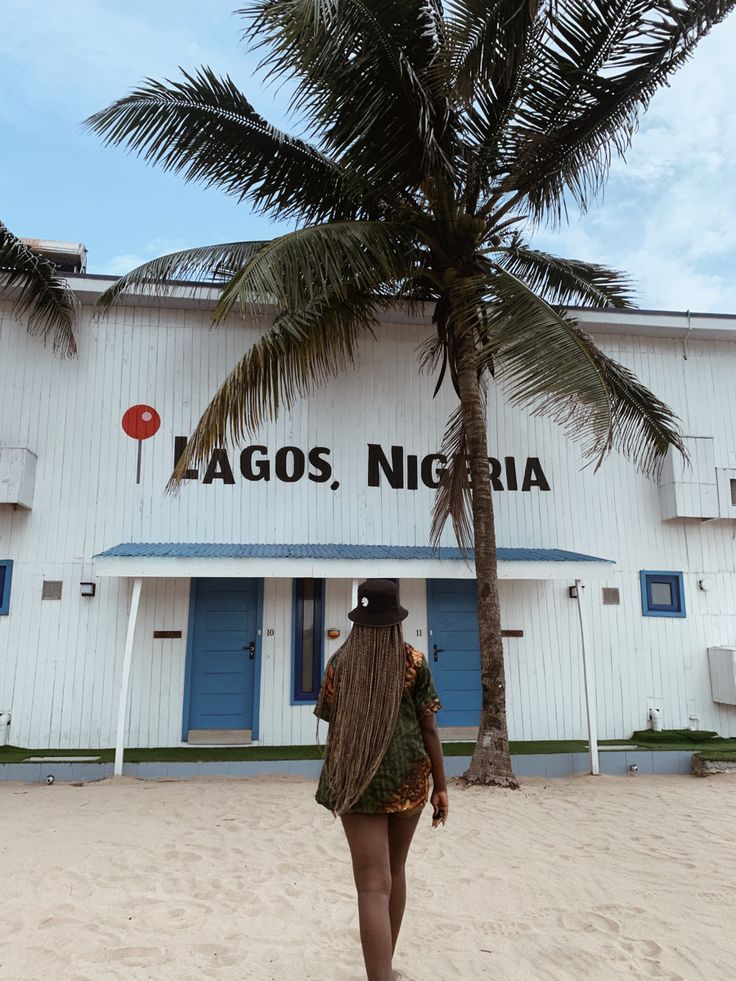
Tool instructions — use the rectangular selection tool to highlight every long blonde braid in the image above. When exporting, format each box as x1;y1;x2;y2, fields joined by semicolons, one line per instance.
316;623;406;815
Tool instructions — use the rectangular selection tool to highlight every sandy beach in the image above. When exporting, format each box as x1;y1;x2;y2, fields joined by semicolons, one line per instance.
1;773;735;981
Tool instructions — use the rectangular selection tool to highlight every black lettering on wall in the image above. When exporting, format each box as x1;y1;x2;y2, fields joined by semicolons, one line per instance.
173;436;199;480
308;447;332;483
421;453;446;489
489;457;504;491
203;449;235;485
168;439;551;494
367;444;404;489
240;446;270;481
522;457;551;492
275;446;305;482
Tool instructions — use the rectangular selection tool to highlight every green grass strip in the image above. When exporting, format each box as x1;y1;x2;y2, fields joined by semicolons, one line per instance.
3;737;736;765
0;739;596;763
693;751;736;763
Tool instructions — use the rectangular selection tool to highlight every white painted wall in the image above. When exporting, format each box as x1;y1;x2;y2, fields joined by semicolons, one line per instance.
2;293;736;746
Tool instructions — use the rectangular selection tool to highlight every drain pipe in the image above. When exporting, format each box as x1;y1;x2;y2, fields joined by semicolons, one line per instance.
682;309;694;360
0;711;10;747
574;579;600;776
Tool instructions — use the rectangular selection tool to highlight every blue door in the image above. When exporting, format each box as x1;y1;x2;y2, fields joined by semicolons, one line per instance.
188;578;260;731
427;579;482;727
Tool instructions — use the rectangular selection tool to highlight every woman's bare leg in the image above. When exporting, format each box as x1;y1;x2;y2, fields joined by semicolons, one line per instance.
341;813;393;981
387;807;423;954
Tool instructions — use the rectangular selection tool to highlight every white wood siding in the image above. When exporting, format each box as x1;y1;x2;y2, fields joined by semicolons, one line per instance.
2;297;736;745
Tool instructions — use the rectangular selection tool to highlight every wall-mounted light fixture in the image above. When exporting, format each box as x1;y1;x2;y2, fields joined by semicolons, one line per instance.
568;584;578;599
80;581;96;598
327;628;341;639
698;578;713;592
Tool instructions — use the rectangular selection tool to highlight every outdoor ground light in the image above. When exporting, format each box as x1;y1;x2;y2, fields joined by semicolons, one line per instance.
80;582;96;598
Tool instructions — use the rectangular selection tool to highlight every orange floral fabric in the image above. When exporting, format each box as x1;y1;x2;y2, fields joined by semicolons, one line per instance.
315;643;441;814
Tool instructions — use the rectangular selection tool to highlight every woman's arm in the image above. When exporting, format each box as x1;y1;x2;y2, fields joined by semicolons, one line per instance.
420;712;448;826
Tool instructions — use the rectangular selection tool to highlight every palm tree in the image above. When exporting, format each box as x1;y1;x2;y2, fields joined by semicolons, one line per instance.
0;220;78;356
86;1;733;787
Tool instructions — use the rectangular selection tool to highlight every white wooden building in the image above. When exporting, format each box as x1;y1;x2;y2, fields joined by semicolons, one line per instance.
2;270;736;752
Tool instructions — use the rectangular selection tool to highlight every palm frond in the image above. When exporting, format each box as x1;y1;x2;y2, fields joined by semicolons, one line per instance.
169;288;383;489
581;343;688;475
430;403;475;552
492;236;636;308
445;0;543;97
445;0;545;206
85;67;371;224
96;241;268;308
214;221;417;321
241;0;455;195
0;220;78;357
500;0;736;219
453;264;683;475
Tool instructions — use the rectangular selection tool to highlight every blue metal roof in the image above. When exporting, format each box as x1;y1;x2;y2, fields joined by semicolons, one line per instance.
95;543;612;563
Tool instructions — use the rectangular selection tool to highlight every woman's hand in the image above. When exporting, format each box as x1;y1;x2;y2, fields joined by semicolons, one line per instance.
420;713;448;828
431;787;448;827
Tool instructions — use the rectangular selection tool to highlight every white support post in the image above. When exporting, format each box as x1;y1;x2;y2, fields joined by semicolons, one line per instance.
575;578;599;776
114;577;142;777
351;578;360;610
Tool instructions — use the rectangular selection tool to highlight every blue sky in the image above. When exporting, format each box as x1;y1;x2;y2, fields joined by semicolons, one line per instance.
2;1;735;313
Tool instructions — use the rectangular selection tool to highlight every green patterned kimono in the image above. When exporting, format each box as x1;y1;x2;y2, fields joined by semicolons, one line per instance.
315;644;441;814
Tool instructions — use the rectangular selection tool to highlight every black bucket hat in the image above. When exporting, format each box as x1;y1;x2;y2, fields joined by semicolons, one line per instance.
348;579;409;626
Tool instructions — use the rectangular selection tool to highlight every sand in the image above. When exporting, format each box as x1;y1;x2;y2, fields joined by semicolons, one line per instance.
1;773;735;981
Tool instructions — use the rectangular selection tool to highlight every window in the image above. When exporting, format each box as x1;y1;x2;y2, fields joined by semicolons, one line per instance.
640;571;686;618
0;561;13;615
293;579;325;702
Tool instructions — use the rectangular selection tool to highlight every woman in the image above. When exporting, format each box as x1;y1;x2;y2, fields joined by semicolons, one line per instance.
315;579;448;981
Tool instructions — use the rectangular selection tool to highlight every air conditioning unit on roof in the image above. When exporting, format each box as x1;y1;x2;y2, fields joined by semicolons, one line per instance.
20;238;87;274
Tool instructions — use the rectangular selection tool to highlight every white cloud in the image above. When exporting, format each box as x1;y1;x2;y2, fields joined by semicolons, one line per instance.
102;253;146;276
532;13;736;313
100;237;192;276
616;249;736;313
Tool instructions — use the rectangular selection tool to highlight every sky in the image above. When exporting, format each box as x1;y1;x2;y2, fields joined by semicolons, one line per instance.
1;1;735;313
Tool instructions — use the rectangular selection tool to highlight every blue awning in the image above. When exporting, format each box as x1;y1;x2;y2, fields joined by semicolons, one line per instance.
93;542;613;580
96;542;611;563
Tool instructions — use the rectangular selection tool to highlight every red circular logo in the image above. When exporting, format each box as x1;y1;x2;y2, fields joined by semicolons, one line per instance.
122;404;161;440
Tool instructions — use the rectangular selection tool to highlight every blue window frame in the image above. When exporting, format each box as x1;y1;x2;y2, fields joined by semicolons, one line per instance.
640;571;686;618
0;560;13;615
292;578;325;703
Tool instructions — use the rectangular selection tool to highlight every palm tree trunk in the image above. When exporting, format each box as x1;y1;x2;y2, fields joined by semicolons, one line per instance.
453;323;519;789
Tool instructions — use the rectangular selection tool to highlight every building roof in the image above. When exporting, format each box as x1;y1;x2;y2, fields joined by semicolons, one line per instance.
31;274;736;340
